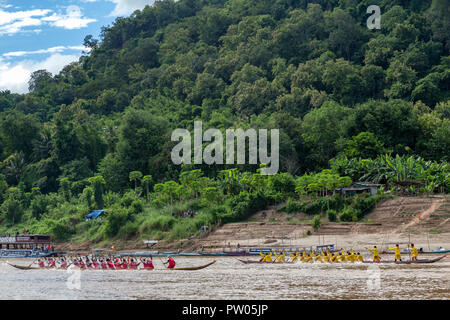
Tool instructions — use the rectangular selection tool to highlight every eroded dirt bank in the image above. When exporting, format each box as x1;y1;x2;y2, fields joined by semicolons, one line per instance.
57;196;450;254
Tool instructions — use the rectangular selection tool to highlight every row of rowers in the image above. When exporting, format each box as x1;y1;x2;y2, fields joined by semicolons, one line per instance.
35;256;176;270
259;244;420;263
260;250;364;263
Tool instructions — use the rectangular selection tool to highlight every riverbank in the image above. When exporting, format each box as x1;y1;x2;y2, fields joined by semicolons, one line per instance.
53;196;450;255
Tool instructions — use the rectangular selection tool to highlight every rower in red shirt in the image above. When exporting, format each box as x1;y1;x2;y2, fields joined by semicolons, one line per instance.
101;260;108;270
107;259;115;270
121;259;128;269
60;258;68;269
47;258;56;269
164;256;176;269
129;259;138;270
141;258;154;270
38;259;45;268
114;259;121;269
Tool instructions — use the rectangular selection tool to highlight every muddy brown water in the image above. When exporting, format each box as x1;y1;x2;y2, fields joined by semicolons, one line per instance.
1;257;449;300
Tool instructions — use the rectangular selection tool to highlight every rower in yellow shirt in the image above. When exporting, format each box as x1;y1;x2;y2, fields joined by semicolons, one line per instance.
366;246;381;262
347;250;357;263
338;250;347;262
315;251;324;263
388;244;402;262
330;253;338;263
301;251;309;263
356;252;364;262
290;251;301;263
259;251;273;263
323;251;331;263
409;243;418;261
274;251;286;263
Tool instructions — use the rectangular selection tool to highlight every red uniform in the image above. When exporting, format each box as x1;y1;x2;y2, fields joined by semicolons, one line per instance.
167;257;175;269
129;261;138;269
143;260;154;270
38;260;45;268
101;261;108;270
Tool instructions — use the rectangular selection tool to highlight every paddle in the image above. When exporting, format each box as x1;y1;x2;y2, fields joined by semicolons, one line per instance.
158;256;168;268
28;259;38;268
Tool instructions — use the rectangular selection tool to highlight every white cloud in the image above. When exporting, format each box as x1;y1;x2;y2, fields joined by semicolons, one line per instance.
75;0;158;17
0;8;50;34
42;5;96;30
108;0;156;16
0;53;80;93
3;45;89;58
0;5;95;35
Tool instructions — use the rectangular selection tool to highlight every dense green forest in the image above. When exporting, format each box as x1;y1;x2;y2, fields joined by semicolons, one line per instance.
0;0;448;243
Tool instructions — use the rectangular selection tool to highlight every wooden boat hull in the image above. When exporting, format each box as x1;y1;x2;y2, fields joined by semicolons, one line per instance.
237;259;292;264
362;255;447;264
6;262;39;270
7;260;217;271
237;255;447;265
171;260;216;270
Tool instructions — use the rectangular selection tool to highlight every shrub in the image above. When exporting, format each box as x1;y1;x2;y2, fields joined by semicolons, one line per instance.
103;208;128;237
30;195;50;219
312;215;322;231
268;173;296;194
48;217;75;241
327;209;337;222
129;199;144;215
339;207;359;222
151;198;165;208
118;220;139;239
121;194;135;207
284;198;305;213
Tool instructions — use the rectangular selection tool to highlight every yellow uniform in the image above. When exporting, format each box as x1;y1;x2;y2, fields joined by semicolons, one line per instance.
315;252;324;262
409;245;418;259
274;251;285;263
389;246;402;261
356;253;364;262
347;251;357;263
260;252;273;263
367;247;381;262
301;252;309;263
323;251;331;263
290;252;300;263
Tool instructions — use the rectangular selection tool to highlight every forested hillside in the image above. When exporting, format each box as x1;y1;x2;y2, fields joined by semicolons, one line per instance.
0;0;448;243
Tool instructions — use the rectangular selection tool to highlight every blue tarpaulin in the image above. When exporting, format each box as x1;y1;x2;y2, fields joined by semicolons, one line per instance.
85;209;108;220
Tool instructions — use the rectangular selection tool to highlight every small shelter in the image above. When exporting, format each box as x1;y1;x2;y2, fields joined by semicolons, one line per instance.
337;182;382;197
85;209;109;221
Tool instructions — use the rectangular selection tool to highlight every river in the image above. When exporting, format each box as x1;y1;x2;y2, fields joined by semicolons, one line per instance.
1;257;449;300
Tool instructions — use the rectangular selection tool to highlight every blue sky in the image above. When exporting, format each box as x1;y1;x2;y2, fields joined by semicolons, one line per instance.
0;0;156;93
